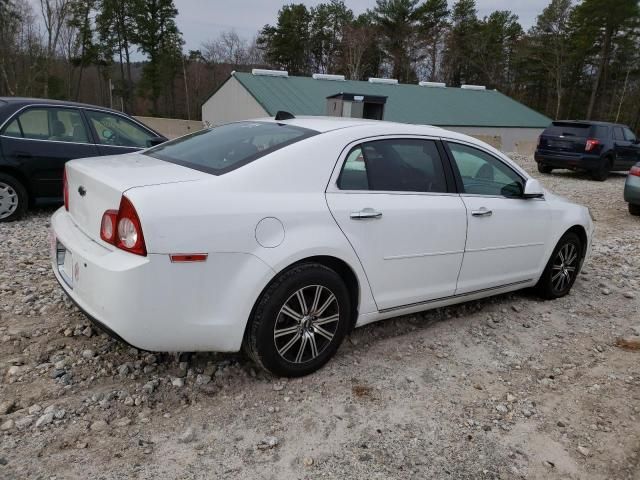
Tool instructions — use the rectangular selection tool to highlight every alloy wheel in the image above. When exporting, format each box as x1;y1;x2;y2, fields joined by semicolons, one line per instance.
551;242;579;293
0;182;19;220
273;285;340;364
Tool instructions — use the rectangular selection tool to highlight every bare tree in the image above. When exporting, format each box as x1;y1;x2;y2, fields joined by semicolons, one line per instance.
202;30;248;66
39;0;72;97
342;24;368;80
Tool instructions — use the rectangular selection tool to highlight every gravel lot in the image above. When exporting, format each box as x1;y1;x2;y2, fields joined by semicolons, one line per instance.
1;154;639;480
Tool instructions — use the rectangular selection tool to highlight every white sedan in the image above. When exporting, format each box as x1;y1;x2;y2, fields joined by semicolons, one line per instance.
51;116;594;376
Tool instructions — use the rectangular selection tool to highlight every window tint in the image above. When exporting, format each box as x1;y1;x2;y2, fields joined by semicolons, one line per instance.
544;123;590;137
448;143;524;197
338;147;368;190
613;127;625;140
592;125;609;139
146;122;318;175
623;127;636;142
5;108;89;143
2;119;21;138
338;139;447;193
85;110;155;148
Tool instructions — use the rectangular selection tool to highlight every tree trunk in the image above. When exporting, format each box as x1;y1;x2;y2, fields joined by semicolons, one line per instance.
586;25;612;120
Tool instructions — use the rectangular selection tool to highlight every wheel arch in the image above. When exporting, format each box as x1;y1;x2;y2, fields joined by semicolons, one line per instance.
0;166;31;199
565;224;588;264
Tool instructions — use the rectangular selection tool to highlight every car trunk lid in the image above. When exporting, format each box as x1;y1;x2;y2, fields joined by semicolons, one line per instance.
65;153;206;241
539;122;592;154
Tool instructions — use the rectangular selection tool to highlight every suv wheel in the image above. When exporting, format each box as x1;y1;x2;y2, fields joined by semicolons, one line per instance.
243;263;351;377
0;173;28;222
629;203;640;216
591;157;611;181
537;164;553;174
536;232;582;299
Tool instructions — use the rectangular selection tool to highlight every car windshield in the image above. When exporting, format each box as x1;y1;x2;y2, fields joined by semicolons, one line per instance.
145;121;318;175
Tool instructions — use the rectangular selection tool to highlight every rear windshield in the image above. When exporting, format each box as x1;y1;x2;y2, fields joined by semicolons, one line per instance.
543;122;591;138
145;121;318;175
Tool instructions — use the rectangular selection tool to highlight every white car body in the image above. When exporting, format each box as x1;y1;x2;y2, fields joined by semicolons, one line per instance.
50;117;594;353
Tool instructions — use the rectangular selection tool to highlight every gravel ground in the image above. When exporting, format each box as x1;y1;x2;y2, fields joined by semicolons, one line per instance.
1;154;639;480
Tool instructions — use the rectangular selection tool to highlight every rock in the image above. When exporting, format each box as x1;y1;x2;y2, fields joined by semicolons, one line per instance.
522;409;533;418
511;305;521;313
195;374;211;385
0;399;15;415
15;416;34;430
273;383;284;391
557;420;567;428
632;325;640;336
0;457;6;466
124;396;135;406
113;418;131;427
601;288;611;296
82;349;95;359
178;427;196;443
623;292;635;299
172;377;185;388
82;326;93;337
90;420;108;431
506;393;516;402
7;365;22;376
117;364;131;376
28;404;42;415
0;419;14;431
257;436;279;450
495;404;509;414
596;345;604;353
303;457;314;467
35;412;54;428
577;445;590;457
50;368;66;379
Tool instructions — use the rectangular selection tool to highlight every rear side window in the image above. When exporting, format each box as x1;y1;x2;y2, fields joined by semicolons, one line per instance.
544;123;590;137
2;107;89;143
613;127;624;140
146;122;318;175
591;125;609;139
337;138;448;193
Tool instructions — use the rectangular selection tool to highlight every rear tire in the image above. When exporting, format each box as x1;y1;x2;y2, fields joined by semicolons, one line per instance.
243;263;351;377
536;232;582;300
629;203;640;216
537;164;553;174
591;157;611;181
0;173;27;222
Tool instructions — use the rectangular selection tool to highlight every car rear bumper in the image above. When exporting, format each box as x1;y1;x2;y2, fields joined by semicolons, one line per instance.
624;175;640;205
50;208;275;352
534;151;601;170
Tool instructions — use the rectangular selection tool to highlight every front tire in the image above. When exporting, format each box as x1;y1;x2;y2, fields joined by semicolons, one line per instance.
0;173;27;222
536;232;582;299
243;263;351;377
629;203;640;216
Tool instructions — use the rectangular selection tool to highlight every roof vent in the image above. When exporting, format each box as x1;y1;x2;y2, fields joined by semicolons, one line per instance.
461;84;486;91
368;77;398;85
418;81;446;88
251;69;289;78
312;73;345;81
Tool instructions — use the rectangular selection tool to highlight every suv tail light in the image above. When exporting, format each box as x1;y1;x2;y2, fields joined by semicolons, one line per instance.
585;138;600;152
100;196;147;256
630;165;640;177
63;167;69;211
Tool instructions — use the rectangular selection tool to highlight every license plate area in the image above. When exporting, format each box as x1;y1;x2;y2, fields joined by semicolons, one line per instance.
56;240;73;288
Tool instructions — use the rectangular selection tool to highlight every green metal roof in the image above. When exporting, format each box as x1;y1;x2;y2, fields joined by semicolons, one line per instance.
232;72;551;128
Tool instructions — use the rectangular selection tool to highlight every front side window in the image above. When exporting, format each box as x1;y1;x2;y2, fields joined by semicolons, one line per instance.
448;142;524;197
2;107;89;143
337;138;448;193
623;127;636;142
85;110;155;148
146;121;318;175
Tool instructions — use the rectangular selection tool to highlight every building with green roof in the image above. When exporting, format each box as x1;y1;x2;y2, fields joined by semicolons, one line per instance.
201;70;552;152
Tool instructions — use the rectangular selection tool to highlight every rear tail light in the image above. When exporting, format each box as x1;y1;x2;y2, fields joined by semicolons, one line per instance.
100;196;147;256
630;166;640;177
585;138;600;152
63;167;69;211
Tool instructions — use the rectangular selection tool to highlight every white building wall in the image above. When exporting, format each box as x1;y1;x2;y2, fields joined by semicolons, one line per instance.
201;75;269;126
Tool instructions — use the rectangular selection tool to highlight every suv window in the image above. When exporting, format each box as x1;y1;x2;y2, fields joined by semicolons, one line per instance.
337;139;448;193
2;107;89;143
544;123;590;137
623;127;636;142
85;110;155;148
591;125;609;139
447;142;524;197
146;122;318;175
613;127;625;140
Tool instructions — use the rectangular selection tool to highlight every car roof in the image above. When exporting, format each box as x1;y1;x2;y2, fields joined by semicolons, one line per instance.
552;120;627;127
0;97;127;115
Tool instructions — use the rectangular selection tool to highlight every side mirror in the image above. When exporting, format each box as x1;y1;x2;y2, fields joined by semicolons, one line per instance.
523;178;544;199
146;136;166;147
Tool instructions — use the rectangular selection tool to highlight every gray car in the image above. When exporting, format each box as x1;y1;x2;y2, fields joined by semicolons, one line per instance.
624;162;640;215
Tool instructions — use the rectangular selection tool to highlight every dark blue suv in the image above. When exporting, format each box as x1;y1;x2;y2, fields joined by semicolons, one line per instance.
0;98;166;222
534;121;639;181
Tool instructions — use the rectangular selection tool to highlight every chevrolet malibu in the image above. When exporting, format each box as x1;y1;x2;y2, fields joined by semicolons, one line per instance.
51;116;594;377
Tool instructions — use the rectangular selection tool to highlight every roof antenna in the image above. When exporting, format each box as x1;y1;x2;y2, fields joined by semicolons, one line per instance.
275;111;295;121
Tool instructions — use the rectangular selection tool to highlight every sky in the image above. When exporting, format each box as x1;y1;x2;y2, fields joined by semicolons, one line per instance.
173;0;551;52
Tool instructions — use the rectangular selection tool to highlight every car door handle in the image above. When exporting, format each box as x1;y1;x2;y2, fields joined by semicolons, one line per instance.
350;208;383;220
471;208;493;217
